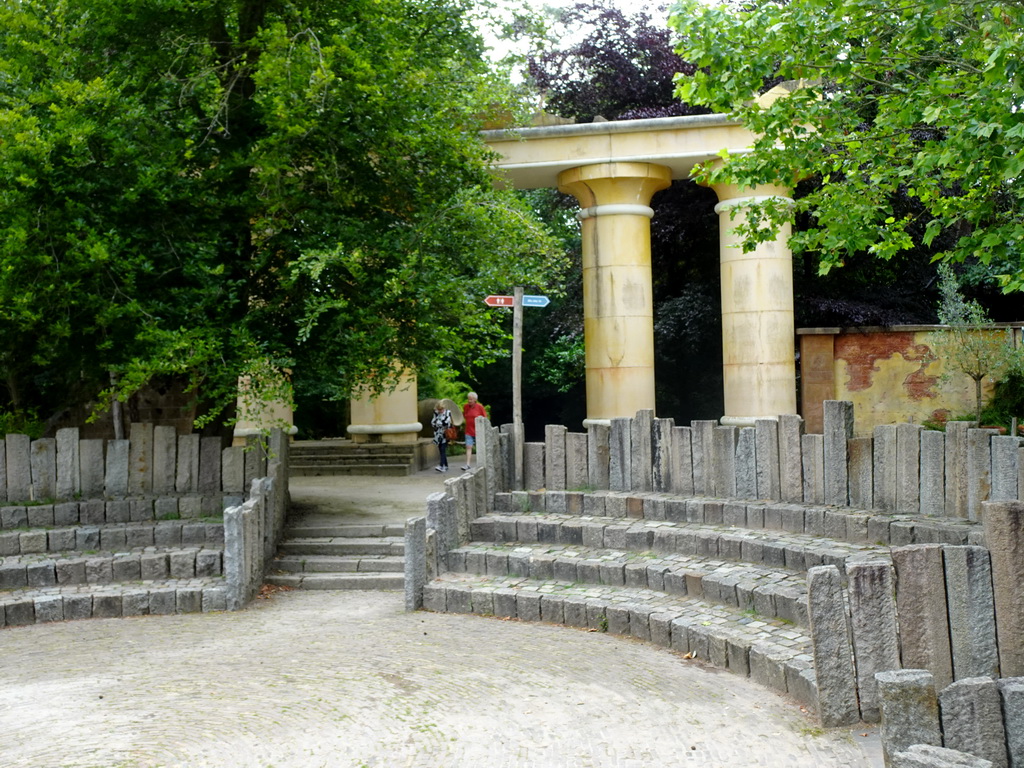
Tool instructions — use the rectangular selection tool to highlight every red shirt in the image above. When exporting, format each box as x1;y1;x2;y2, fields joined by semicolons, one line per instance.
462;402;487;437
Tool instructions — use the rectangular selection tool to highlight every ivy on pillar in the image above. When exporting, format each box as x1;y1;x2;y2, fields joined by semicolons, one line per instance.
558;162;672;426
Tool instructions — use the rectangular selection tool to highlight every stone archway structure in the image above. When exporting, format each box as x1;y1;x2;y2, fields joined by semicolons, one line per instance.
482;112;798;427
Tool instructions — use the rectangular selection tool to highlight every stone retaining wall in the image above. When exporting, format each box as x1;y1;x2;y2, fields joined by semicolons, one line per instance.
1;424;274;505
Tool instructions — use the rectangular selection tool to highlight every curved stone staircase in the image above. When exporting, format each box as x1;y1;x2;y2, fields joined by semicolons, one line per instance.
266;521;405;590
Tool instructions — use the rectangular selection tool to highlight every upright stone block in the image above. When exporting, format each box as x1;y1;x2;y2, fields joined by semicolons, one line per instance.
735;427;756;499
999;677;1024;768
404;516;427;611
876;669;942;766
524;442;545;491
823;400;854;506
672;426;695;496
920;429;946;516
79;439;105;497
940;677;1008;768
242;435;266;491
779;414;805;504
587;423;610;491
895;423;923;514
754;419;781;501
30;438;56;500
152;425;177;494
544;424;567;491
893;745;994;768
0;437;6;502
847;559;901;723
609;418;631;492
630;409;654;492
5;434;31;502
983;501;1024;677
652;417;674;493
992;436;1022;502
104;439;130;497
944;545;1000;680
893;544;954;690
712;426;738;498
128;422;154;495
807;565;860;726
692;420;717;496
176;434;200;493
802;433;824;504
198;436;223;494
55;428;80;500
848;436;874;511
221;446;245;494
968;428;999;521
874;424;898;512
565;433;589;490
946;421;974;518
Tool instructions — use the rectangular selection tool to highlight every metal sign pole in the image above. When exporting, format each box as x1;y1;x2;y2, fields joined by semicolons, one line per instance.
512;286;524;490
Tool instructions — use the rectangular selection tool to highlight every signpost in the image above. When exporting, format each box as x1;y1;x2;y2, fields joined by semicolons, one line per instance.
483;288;550;489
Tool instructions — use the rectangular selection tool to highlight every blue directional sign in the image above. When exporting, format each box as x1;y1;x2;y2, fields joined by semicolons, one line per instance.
522;294;550;308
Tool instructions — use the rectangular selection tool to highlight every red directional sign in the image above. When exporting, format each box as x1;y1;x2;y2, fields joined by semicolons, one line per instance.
484;295;515;307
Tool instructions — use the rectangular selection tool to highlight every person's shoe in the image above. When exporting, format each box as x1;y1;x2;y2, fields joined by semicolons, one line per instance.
435;466;445;472
461;465;471;471
441;466;449;472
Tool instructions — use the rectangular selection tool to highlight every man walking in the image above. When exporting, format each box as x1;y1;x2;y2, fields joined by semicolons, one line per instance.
461;392;487;471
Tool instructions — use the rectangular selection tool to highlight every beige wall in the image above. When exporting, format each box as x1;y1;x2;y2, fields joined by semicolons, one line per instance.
799;325;1022;436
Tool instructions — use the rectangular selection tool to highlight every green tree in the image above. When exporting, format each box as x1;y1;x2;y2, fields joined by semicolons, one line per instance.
671;0;1024;291
935;264;1015;423
0;0;565;434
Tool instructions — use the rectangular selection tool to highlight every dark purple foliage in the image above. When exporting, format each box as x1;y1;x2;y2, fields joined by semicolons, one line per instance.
527;2;710;122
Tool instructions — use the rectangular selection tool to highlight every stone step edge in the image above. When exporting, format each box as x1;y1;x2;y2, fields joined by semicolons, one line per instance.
447;542;809;627
470;514;891;579
271;554;405;573
1;522;224;556
0;578;231;628
1;549;223;590
265;573;404;590
422;574;817;710
283;525;405;538
2;545;222;564
494;492;981;549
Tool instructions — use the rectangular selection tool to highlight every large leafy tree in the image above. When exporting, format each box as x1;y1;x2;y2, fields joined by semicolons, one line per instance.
0;0;564;433
671;0;1024;293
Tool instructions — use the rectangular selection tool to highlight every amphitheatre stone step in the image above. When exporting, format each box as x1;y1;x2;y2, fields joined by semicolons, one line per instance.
271;553;405;574
0;547;223;588
0;577;230;627
468;513;892;579
264;572;404;590
276;537;405;557
446;541;810;627
494;491;982;550
423;572;818;710
0;520;224;556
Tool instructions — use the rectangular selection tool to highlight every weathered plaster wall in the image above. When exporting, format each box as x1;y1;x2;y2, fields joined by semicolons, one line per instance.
800;326;1021;436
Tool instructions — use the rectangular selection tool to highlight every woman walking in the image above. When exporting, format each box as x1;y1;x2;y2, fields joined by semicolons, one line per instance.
431;401;454;472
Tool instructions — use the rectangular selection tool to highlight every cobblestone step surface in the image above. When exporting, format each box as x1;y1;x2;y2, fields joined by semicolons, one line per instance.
290;464;413;477
0;519;224;556
0;546;223;588
424;572;818;710
447;541;810;626
469;513;892;579
0;577;229;627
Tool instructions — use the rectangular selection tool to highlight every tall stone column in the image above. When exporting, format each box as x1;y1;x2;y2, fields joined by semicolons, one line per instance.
710;181;797;426
347;368;421;443
558;162;672;425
